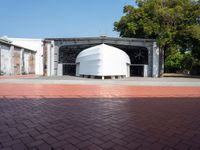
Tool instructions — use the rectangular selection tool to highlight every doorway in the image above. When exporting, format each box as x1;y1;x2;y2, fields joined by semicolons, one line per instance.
130;65;144;77
63;63;76;75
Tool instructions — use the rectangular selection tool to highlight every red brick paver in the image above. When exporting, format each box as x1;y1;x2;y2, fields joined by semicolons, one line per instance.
0;84;200;150
0;84;200;98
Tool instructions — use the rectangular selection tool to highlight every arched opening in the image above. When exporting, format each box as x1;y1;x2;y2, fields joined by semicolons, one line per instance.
59;44;99;75
58;44;148;77
105;44;148;77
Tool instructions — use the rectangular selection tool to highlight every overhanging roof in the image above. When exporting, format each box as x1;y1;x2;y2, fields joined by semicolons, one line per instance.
0;39;36;53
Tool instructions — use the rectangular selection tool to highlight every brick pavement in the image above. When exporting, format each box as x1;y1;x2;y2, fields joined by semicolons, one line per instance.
0;97;200;150
0;84;200;150
0;84;200;98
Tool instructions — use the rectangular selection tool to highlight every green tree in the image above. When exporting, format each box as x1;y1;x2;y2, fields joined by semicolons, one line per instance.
165;52;184;73
114;0;200;74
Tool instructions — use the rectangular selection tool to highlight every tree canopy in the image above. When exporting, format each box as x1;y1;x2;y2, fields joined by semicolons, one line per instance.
114;0;200;74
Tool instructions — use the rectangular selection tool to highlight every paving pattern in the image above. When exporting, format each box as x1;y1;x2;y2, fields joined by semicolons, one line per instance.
0;84;200;98
0;84;200;150
1;97;200;150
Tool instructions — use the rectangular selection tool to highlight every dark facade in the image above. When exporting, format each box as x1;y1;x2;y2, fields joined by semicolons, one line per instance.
44;37;162;77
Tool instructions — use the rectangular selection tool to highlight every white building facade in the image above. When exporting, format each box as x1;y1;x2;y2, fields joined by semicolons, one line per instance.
1;36;162;78
0;38;36;75
44;37;162;78
8;38;44;75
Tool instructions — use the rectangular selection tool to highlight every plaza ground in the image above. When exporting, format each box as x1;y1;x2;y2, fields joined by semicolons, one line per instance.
0;76;200;150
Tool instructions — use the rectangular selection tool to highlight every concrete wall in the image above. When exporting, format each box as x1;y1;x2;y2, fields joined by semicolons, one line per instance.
0;44;11;75
44;37;161;77
8;38;43;75
0;41;35;76
2;37;161;77
13;47;21;75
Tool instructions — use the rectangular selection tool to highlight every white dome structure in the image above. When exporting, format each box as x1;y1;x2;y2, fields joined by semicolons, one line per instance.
75;44;131;79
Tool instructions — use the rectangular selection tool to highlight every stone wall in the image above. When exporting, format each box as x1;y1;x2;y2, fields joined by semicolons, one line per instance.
0;41;36;76
13;47;21;75
44;37;161;77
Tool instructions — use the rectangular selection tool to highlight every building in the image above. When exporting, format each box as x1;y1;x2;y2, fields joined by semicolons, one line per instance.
8;38;44;75
44;37;162;77
0;38;36;75
1;36;162;78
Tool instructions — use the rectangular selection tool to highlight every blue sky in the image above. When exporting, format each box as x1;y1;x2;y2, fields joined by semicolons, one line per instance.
0;0;136;38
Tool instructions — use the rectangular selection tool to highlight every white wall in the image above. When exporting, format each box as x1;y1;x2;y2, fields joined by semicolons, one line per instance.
76;44;131;77
8;38;44;75
24;52;30;74
46;41;55;76
0;45;11;75
153;42;160;77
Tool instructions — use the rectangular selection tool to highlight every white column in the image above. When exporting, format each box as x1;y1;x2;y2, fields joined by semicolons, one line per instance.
54;45;59;76
10;46;14;75
57;63;63;76
76;63;80;76
152;42;160;77
147;47;152;77
47;41;55;76
35;41;44;75
20;48;24;74
143;65;148;77
47;42;51;76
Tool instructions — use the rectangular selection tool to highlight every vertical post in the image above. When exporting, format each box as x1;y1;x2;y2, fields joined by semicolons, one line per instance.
152;42;160;77
20;48;24;75
57;63;63;76
47;42;51;76
46;41;55;76
143;65;148;77
54;45;59;76
160;47;164;76
50;41;55;76
147;47;152;77
10;46;14;75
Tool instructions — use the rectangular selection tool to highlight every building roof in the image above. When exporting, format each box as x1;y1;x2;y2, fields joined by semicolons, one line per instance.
45;36;156;42
0;38;36;53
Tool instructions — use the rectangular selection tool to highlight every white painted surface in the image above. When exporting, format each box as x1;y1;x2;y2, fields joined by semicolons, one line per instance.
144;65;148;77
24;52;30;74
153;42;159;77
1;46;11;75
47;41;55;76
57;64;63;76
50;41;55;76
76;44;131;77
76;63;80;76
8;38;43;75
20;49;24;74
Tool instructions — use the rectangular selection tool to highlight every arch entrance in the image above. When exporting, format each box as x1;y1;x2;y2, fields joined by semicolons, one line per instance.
59;44;98;76
106;44;148;77
44;37;160;77
58;44;148;77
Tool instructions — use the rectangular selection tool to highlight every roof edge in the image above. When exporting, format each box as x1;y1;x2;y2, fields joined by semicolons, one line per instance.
44;36;156;42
